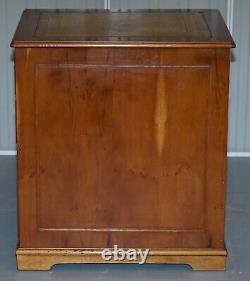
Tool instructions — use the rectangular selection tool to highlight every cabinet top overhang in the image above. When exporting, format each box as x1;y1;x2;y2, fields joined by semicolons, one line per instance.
11;9;235;48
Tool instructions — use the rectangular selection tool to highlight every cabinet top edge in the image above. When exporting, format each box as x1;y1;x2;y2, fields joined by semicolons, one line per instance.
11;9;235;49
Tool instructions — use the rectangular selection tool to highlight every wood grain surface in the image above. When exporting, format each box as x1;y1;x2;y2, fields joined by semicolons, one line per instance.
16;248;227;270
15;47;230;249
11;9;235;48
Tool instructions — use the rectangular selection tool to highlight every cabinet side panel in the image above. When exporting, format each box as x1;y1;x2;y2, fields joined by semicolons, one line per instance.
35;64;208;234
15;48;228;250
206;49;230;248
15;48;38;247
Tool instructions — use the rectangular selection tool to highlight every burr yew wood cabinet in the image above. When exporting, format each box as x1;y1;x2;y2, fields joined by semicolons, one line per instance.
12;9;235;270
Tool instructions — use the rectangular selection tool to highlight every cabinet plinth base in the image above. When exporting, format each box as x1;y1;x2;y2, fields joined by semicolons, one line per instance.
16;248;227;271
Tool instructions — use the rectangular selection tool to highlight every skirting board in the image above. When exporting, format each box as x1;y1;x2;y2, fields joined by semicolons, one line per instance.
227;152;250;157
16;248;227;271
0;150;17;155
0;151;250;157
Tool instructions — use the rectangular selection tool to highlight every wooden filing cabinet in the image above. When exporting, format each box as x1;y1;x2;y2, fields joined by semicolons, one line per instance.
11;9;235;270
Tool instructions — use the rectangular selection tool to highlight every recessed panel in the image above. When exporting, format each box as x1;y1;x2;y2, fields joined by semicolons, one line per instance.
35;64;209;234
35;11;211;39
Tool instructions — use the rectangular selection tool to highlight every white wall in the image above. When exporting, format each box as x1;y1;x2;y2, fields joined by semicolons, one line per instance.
228;0;250;153
0;0;248;155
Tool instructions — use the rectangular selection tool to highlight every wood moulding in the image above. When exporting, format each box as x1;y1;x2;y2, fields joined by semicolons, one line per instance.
16;247;227;271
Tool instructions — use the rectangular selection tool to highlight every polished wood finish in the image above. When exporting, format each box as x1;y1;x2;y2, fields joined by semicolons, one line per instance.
17;248;227;271
13;10;234;270
12;9;235;48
